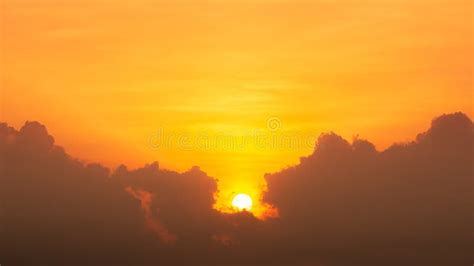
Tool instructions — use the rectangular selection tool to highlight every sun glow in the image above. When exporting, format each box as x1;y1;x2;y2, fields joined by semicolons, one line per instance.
232;193;253;211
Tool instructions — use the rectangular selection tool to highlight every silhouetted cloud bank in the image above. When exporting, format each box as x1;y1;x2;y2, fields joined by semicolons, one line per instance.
0;113;472;265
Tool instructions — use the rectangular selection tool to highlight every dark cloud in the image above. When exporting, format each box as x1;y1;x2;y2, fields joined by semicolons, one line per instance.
264;112;473;265
0;122;153;264
0;113;472;265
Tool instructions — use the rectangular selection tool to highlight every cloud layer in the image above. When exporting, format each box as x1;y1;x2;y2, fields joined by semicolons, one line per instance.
0;113;472;265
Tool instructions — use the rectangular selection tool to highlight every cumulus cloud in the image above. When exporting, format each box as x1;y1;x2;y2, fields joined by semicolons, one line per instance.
0;121;232;264
0;113;472;265
264;112;473;265
125;186;177;244
0;122;151;264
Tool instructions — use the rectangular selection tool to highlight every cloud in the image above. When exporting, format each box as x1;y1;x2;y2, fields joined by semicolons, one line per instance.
0;122;152;264
0;113;472;265
0;121;227;264
264;112;473;265
125;186;177;244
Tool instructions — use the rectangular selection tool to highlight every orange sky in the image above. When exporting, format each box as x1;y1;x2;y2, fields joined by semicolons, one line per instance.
1;0;472;212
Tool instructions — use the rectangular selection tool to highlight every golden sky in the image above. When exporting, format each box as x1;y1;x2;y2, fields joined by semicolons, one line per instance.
1;0;472;211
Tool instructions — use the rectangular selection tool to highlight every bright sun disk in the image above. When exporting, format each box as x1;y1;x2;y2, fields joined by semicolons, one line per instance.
232;193;253;211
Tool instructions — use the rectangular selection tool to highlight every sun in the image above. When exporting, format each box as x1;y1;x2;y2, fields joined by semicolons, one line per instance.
232;193;253;211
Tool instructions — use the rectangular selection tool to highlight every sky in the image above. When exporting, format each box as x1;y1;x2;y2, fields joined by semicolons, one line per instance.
1;0;472;211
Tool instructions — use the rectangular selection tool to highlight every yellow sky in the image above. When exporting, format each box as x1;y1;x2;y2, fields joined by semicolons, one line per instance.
1;0;472;212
